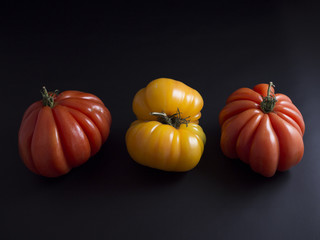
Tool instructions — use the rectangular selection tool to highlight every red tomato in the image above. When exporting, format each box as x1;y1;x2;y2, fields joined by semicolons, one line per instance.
219;82;305;177
18;87;112;177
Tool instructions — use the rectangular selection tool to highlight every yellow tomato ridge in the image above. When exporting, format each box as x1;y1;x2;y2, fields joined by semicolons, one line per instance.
174;129;201;171
151;125;174;170
126;121;146;162
169;129;181;171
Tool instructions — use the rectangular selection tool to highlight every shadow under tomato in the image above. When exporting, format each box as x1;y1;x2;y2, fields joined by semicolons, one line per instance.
27;125;291;198
97;129;185;184
196;126;291;193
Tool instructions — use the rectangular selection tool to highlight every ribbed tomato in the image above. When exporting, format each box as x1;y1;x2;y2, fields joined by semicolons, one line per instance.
126;121;205;171
18;87;112;177
132;78;203;123
219;82;305;177
126;78;206;171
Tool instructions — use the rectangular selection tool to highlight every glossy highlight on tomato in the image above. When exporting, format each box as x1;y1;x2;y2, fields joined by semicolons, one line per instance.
18;87;112;177
219;82;305;177
126;78;206;171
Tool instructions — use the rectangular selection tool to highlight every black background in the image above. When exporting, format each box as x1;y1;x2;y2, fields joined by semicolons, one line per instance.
1;1;320;239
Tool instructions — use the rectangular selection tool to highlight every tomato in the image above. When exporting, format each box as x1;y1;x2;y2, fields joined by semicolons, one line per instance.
219;82;305;177
18;87;112;177
132;78;203;123
126;78;206;171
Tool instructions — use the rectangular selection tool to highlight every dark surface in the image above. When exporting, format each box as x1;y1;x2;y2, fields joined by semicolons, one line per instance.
1;2;320;240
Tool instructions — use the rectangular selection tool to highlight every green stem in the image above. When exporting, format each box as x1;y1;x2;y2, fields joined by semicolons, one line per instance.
41;86;59;108
150;108;190;129
260;82;277;113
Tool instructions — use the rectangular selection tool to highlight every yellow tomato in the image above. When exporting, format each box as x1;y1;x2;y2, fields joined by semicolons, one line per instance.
126;78;206;172
132;78;203;123
126;121;206;171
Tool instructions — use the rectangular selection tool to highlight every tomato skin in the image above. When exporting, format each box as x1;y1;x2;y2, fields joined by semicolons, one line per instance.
126;121;205;171
18;90;112;177
132;78;203;123
126;78;206;171
219;83;305;177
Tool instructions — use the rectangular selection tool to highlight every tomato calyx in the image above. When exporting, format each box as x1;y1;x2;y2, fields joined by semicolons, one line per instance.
260;82;277;114
150;108;190;129
41;86;59;108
